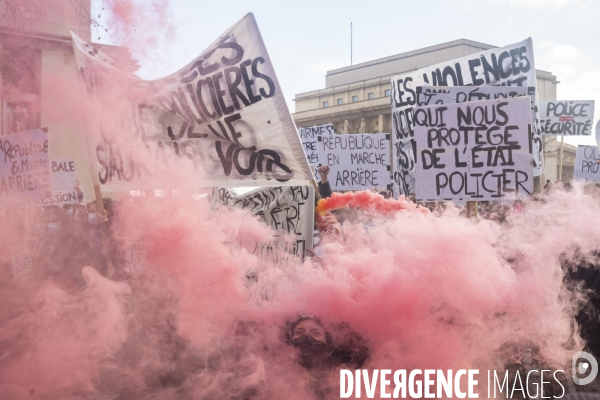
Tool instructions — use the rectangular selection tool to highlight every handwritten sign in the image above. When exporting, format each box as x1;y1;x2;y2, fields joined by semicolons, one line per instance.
299;123;332;166
213;185;314;261
71;14;312;191
539;100;595;135
11;242;33;279
124;236;151;273
416;86;543;177
391;38;537;196
414;97;533;201
574;145;600;183
30;158;78;206
0;129;50;206
318;132;391;191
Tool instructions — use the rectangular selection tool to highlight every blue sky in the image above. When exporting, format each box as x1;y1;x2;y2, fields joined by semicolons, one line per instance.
94;0;600;147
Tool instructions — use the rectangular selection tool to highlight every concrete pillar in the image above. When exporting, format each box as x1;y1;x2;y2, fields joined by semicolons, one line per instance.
378;114;384;133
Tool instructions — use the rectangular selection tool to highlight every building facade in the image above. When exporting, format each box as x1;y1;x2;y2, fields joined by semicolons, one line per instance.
293;39;558;134
0;0;137;200
292;39;569;187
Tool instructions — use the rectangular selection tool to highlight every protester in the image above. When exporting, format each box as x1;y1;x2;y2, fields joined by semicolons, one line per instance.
545;179;553;192
33;206;106;288
317;165;332;199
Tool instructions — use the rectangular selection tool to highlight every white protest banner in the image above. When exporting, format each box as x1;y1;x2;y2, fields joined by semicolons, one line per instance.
71;13;312;191
213;185;314;261
539;100;595;135
0;129;50;206
596;120;600;148
414;97;533;201
318;132;391;191
416;86;543;177
298;123;333;166
391;38;536;196
11;242;33;279
574;145;600;183
30;158;78;206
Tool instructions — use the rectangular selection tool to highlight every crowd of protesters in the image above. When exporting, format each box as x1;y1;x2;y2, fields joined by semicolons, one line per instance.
1;176;600;399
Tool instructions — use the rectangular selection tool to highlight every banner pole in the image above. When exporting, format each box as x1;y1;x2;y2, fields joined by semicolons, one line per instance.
558;135;565;181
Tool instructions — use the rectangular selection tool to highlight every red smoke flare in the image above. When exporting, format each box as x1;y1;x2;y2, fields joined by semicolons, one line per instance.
315;191;429;215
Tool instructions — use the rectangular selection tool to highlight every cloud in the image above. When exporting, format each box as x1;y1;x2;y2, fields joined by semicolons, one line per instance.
541;41;580;59
487;0;586;8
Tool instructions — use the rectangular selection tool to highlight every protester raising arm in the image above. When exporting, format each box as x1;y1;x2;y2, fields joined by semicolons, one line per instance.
317;165;333;199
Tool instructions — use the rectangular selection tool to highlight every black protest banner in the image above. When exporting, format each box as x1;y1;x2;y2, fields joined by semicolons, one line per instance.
574;145;600;183
416;86;543;177
71;13;312;191
317;131;391;191
413;97;533;201
0;129;50;206
390;38;537;197
539;101;595;136
212;185;315;262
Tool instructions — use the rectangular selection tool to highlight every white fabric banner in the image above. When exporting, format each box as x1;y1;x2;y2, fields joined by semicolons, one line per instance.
30;158;78;206
539;100;595;135
71;13;312;191
416;86;543;177
317;132;391;191
414;97;533;201
391;38;537;196
574;145;600;183
212;185;314;261
0;129;50;206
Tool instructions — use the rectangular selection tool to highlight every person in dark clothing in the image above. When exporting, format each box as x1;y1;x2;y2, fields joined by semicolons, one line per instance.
34;207;107;289
317;165;333;199
283;313;369;371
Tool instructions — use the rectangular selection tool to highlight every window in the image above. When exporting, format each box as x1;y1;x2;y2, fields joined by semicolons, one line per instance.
323;101;328;108
352;95;358;103
385;89;391;96
337;98;343;105
368;92;374;100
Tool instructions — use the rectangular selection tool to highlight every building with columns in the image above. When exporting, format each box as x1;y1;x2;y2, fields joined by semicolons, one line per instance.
292;39;558;135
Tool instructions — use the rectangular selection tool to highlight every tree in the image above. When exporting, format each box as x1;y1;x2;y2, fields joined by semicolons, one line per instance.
338;106;381;134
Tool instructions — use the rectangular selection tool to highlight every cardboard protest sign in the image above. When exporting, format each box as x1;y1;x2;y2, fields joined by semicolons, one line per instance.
416;86;543;177
0;129;50;206
30;159;78;206
11;242;33;279
539;100;595;135
391;38;537;196
318;132;391;191
124;236;151;273
413;97;533;201
213;185;314;261
71;13;312;191
574;145;600;183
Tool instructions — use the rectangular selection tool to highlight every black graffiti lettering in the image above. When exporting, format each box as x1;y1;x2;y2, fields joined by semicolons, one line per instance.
252;57;276;98
224;66;251;109
196;78;219;120
213;71;235;115
240;59;262;104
